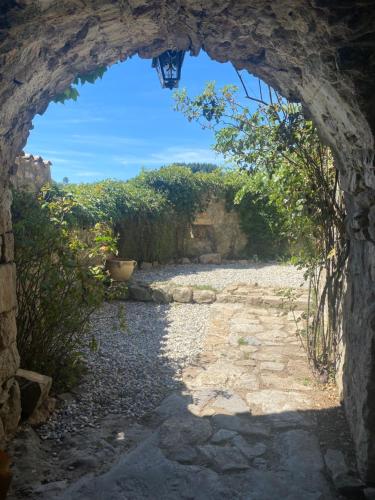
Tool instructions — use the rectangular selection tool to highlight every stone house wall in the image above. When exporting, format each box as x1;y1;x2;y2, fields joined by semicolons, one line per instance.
10;152;52;193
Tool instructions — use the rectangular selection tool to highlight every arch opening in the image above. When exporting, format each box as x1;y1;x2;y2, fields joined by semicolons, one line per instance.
0;0;375;482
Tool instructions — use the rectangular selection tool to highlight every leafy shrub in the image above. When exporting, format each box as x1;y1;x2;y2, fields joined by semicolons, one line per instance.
12;191;105;391
56;165;227;263
134;165;207;218
166;162;220;174
50;163;293;262
175;81;347;375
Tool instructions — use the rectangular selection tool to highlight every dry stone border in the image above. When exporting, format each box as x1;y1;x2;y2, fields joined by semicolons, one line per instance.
126;280;309;311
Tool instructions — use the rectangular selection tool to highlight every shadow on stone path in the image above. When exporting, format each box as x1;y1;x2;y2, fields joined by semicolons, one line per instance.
10;289;360;499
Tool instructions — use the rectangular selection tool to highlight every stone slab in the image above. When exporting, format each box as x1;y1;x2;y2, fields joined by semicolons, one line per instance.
198;444;249;472
246;389;312;413
16;368;52;419
172;286;193;303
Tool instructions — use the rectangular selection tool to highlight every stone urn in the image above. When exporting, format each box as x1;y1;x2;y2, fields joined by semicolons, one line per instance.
105;258;137;281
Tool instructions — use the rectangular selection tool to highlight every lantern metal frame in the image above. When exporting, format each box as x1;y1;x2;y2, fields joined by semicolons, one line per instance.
152;50;185;90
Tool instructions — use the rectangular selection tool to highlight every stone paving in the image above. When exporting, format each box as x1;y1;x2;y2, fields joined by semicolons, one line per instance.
54;295;344;499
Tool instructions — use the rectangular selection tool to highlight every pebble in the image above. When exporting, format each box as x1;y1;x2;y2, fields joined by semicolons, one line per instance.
134;262;307;290
38;263;304;441
38;301;210;441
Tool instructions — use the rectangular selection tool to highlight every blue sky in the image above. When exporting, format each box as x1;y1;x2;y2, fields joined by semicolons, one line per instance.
26;51;261;183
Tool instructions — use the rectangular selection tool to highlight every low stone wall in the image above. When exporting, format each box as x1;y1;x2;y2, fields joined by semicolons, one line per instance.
119;281;308;311
118;198;249;263
10;152;51;192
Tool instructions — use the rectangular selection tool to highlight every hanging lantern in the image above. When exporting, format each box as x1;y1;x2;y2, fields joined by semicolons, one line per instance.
152;50;185;90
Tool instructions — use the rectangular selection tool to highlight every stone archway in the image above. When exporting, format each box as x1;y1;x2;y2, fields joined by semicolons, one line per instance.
0;0;374;482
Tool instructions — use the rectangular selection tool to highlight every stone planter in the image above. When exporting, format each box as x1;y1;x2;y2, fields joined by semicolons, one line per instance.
106;258;137;281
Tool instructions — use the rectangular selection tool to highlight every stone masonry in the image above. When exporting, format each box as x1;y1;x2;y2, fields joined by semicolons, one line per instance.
0;0;374;481
11;152;51;193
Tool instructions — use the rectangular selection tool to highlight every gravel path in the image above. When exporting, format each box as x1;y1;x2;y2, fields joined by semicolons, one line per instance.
38;263;304;441
134;262;307;289
38;301;210;441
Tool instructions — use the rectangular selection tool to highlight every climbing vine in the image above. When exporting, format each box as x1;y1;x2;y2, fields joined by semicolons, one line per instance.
174;81;347;378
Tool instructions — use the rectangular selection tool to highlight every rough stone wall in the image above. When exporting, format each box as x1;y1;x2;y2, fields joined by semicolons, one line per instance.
10;152;51;192
0;0;374;480
0;161;21;448
185;199;247;258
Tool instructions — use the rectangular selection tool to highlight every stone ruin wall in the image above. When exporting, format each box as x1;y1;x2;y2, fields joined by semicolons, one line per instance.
10;152;52;193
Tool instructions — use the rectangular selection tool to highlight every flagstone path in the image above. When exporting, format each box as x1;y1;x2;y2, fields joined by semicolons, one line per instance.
50;293;352;499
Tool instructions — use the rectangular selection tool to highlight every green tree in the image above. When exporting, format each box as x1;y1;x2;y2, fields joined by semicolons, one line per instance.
12;190;106;390
53;67;107;104
174;82;347;376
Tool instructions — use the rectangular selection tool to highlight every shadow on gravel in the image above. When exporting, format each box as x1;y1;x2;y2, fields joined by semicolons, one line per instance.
8;300;362;500
50;401;362;500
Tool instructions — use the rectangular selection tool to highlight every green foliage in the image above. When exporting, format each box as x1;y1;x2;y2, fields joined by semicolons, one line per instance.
12;190;106;391
135;165;209;218
192;284;218;292
53;67;107;104
52;165;227;263
174;82;341;261
66;179;168;225
237;337;248;346
171;162;220;174
175;81;347;375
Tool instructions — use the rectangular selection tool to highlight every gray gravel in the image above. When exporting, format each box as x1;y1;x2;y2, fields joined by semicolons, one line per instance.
38;301;210;441
134;262;307;289
38;263;304;441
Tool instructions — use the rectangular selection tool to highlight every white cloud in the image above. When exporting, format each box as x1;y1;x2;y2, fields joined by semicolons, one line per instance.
70;134;146;147
115;146;223;166
42;117;108;125
35;149;96;159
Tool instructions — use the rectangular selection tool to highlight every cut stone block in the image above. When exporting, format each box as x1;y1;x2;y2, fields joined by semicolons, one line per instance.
192;289;216;304
324;449;364;495
128;283;152;301
0;342;20;381
16;368;52;419
151;286;172;303
0;379;21;436
172;286;193;303
198;444;249;472
28;396;56;426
